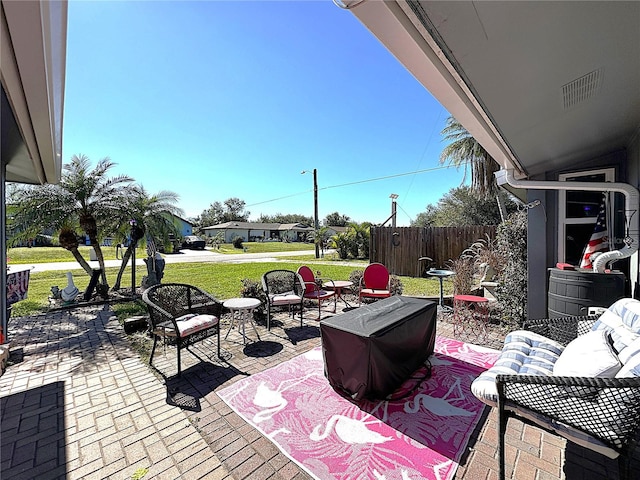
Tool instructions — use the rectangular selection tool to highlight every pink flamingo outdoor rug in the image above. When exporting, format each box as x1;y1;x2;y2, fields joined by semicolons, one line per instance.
217;336;500;480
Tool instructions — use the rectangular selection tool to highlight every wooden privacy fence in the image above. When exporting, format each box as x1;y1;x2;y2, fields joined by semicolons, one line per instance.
370;226;497;277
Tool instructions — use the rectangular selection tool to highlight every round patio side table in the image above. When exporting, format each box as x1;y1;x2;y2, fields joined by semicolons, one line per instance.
453;294;490;343
223;297;262;345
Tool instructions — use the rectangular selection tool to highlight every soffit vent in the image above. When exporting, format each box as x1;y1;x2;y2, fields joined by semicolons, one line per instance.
562;68;603;110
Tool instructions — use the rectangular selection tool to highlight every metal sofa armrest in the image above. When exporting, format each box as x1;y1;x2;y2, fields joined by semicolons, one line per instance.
496;373;640;450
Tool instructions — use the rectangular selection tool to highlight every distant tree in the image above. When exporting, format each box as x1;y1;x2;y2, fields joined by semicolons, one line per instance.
195;203;223;229
223;197;250;221
256;213;313;225
196;197;250;228
411;205;439;227
411;186;516;227
323;212;351;227
440;116;501;199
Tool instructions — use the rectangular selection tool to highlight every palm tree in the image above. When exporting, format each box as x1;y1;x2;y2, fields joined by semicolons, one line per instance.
440;116;501;199
9;154;134;289
110;186;182;291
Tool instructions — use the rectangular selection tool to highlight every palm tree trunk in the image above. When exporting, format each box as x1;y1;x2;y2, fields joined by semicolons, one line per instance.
69;247;93;276
89;240;109;287
112;245;134;291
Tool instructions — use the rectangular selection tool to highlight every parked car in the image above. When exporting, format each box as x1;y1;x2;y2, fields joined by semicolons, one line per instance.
182;235;206;250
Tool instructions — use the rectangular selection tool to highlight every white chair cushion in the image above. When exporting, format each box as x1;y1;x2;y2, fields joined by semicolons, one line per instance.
553;330;621;378
154;313;219;338
360;288;391;296
270;293;301;306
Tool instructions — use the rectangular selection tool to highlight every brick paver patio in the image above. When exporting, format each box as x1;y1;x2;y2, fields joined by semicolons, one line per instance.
1;298;639;479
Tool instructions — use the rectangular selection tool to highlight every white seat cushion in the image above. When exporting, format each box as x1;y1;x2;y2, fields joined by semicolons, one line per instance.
471;330;565;406
360;288;391;296
154;313;219;338
270;293;302;306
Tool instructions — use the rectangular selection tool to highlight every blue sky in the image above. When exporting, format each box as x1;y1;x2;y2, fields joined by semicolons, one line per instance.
62;0;466;227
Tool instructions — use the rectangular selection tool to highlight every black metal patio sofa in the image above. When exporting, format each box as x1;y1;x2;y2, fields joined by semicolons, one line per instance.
471;298;640;480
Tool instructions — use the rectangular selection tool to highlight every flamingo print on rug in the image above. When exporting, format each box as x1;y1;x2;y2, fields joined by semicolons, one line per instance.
217;336;499;480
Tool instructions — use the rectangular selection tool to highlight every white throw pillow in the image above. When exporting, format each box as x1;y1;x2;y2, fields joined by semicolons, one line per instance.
553;330;621;378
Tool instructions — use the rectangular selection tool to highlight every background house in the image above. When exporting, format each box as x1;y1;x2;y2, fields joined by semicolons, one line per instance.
202;222;313;243
345;1;640;318
169;214;194;238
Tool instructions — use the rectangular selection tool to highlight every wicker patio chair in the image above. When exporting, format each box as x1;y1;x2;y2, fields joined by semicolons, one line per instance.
261;269;305;330
491;315;640;480
142;283;223;376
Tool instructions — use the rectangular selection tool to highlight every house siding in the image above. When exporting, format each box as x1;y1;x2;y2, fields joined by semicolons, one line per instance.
628;125;640;297
531;149;637;318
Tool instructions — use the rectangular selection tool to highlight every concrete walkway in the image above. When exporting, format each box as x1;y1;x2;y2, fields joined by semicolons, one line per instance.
2;302;639;479
13;248;343;273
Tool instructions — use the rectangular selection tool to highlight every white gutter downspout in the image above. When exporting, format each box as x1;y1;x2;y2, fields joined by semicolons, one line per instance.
496;169;640;273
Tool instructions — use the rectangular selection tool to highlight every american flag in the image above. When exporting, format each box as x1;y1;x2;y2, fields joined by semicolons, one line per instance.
580;194;609;269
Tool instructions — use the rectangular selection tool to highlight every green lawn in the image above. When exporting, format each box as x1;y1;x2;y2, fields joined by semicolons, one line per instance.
8;245;133;263
9;261;451;317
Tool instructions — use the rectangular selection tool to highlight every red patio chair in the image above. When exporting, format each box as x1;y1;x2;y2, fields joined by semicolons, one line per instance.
297;266;336;319
358;262;392;305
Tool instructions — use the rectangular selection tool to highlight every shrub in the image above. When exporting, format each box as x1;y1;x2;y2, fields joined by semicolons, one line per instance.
232;236;243;249
332;233;351;260
495;209;527;328
239;278;267;316
447;254;475;295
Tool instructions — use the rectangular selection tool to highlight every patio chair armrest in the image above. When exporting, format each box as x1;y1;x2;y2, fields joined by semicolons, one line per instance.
522;315;599;345
318;276;335;286
302;280;320;293
142;293;180;332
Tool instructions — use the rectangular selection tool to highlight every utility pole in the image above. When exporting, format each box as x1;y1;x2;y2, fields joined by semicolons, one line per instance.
390;193;398;228
313;168;319;259
301;169;320;259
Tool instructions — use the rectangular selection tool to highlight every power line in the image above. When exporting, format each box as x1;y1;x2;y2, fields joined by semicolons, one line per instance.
319;164;459;191
246;163;462;208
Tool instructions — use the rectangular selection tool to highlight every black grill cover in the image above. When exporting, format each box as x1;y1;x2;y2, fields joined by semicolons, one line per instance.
320;296;437;401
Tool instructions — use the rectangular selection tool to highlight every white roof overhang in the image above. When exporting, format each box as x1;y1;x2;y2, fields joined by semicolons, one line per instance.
344;0;640;178
1;0;67;184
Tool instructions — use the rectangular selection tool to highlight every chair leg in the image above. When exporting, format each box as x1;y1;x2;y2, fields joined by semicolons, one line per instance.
267;304;271;330
498;407;507;480
176;338;182;377
149;336;158;366
217;326;221;358
618;454;629;480
300;301;303;327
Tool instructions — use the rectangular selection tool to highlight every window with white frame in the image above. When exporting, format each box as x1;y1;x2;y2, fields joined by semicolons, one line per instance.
558;168;615;265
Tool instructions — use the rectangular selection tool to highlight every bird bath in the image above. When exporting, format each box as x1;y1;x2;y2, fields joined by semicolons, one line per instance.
426;269;455;309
